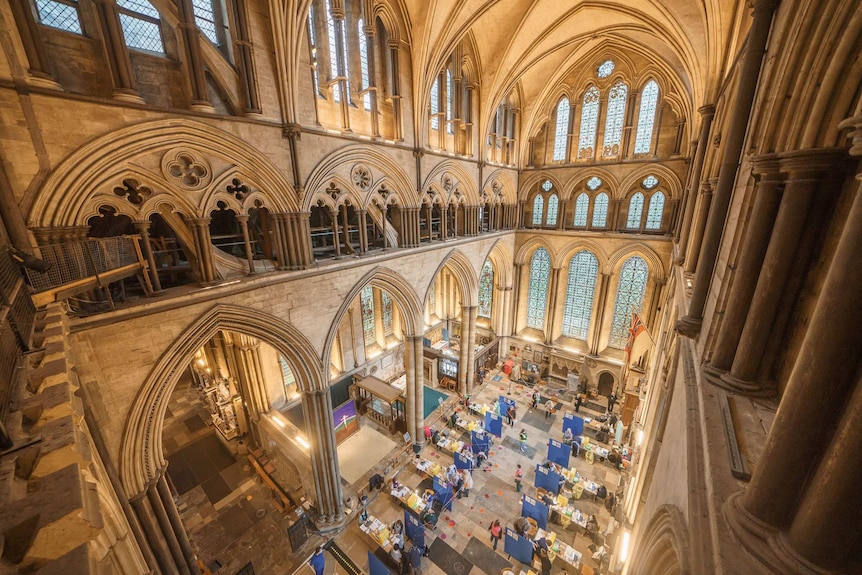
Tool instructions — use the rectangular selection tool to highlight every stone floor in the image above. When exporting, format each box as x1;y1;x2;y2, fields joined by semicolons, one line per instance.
163;367;625;575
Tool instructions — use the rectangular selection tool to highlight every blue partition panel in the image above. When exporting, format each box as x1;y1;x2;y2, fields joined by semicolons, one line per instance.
472;430;491;454
454;451;474;470
433;476;453;511
534;464;564;495
404;510;425;548
368;550;392;575
563;413;584;437
485;412;503;437
547;439;571;468
504;528;534;565
521;495;550;529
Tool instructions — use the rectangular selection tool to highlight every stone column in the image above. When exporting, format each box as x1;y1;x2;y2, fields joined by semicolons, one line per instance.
177;0;214;112
357;209;368;252
156;475;200;574
232;0;261;114
7;0;60;86
234;335;269;427
283;124;303;191
413;335;425;446
405;333;417;441
544;267;562;344
682;180;714;274
94;0;144;103
676;0;778;337
516;200;526;228
134;221;163;292
329;209;341;258
295;211;314;268
130;494;175;575
510;263;523;333
331;7;351;131
722;150;841;393
457;307;470;395
236;214;256;274
621;90;639;158
589;273;612;356
676;105;715;253
388;40;403;141
703;157;781;379
363;22;380;137
189;218;216;284
302;389;344;524
147;482;191;574
733;167;862;544
462;306;478;395
270;213;287;270
440;204;449;239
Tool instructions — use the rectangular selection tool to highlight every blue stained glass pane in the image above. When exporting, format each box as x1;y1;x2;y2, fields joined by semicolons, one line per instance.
645;192;665;230
561;251;598;340
546;194;558;226
358;19;371;110
573;193;589;227
627;192;644;229
382;291;394;336
360;285;375;347
578;86;600;159
635;80;660;154
35;0;82;34
478;260;494;319
430;78;439;130
592;192;609;227
532;195;544;226
602;81;627;157
553;98;570;162
609;256;649;349
526;248;551;330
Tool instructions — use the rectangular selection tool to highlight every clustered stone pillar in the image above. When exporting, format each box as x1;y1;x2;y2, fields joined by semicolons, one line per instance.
363;22;380;137
544;267;562;344
232;0;261;115
682;179;715;273
676;105;715;255
271;212;313;270
134;221;163;292
236;214;256;274
301;389;344;524
589;272;612;356
676;0;778;337
177;0;214;112
233;334;269;443
388;40;403;141
407;335;425;446
94;0;144;103
728;139;862;574
131;476;200;575
458;306;478;395
189;217;217;284
399;208;421;247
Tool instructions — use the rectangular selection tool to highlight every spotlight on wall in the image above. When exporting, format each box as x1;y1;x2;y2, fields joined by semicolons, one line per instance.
5;245;51;273
296;435;310;449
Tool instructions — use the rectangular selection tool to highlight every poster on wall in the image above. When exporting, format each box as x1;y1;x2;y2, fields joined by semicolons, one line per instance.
333;400;360;445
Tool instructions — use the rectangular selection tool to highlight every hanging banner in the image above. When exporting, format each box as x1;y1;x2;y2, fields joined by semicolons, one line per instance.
368;550;392;575
521;494;550;530
404;510;425;548
563;412;584;437
535;464;565;495
503;527;534;565
484;412;503;437
433;476;453;511
547;439;571;469
472;430;491;454
454;451;474;470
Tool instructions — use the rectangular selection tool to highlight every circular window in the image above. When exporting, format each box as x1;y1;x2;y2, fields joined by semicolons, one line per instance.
541;180;553;192
642;175;659;189
597;60;615;79
586;177;603;191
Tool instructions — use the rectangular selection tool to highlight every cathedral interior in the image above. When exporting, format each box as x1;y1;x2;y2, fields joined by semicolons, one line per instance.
0;0;861;573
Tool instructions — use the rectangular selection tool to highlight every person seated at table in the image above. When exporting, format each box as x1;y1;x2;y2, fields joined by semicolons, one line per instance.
431;428;441;445
594;484;608;501
514;516;530;536
391;519;404;536
422;489;435;508
532;536;549;556
539;492;555;506
422;509;438;530
463;395;472;409
571;438;581;458
449;411;459;428
607;448;623;468
460;444;474;459
585;514;599;541
563;428;574;444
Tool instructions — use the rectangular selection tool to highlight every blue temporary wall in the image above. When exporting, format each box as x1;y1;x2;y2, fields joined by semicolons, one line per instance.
521;494;550;529
547;439;571;469
535;464;565;495
504;528;534;565
484;412;503;437
562;413;584;437
499;396;516;413
404;510;425;548
472;430;491;454
454;451;474;470
368;550;392;575
433;476;453;511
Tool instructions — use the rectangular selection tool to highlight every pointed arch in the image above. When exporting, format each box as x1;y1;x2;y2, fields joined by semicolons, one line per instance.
423;249;480;308
422;160;480;205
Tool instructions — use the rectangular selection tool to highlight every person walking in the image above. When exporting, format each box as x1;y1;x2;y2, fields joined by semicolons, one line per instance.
515;464;523;492
461;469;473;498
489;519;502;550
519;429;528;452
543;399;554;420
309;546;325;575
531;390;540;410
506;404;516;426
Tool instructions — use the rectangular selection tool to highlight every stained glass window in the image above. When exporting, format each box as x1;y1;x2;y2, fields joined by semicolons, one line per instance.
325;0;340;102
279;356;298;398
645;192;665;230
446;70;453;134
532;195;544;226
118;0;163;53
634;80;660;154
478;260;494;319
541;180;553;192
578;86;600;159
340;16;351;102
360;285;375;347
586;176;602;191
643;175;658;189
553;98;570;161
609;256;649;348
602;81;627;157
627;192;644;229
358;19;371;110
308;6;320;96
35;0;82;33
382;291;394;336
526;248;551;330
561;251;598;340
592;192;609;227
546;194;559;227
573;193;589;227
192;0;219;45
597;59;615;78
430;77;439;130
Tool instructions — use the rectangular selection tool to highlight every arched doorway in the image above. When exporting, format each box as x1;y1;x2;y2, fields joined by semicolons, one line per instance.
598;371;616;396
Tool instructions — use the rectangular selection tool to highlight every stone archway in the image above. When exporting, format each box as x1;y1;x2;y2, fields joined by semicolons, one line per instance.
597;371;616;396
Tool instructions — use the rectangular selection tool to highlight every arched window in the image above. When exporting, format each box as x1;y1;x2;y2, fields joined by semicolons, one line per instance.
478;260;494;319
308;6;320;96
382;291;394;336
592;192;609;228
553;98;570;162
634;80;660;154
192;0;224;46
446;70;453;134
546;194;559;227
358;19;371;110
526;248;551;330
573;193;589;227
430;77;440;130
360;285;375;347
532;195;544;226
645;191;665;230
578;86;601;159
602;81;627;157
561;251;598;340
279;356;298;399
340;14;351;102
609;256;649;348
34;0;83;33
117;0;164;53
325;0;341;102
626;192;644;229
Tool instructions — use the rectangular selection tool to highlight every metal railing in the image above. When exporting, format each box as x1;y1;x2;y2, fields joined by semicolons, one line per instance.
26;237;141;294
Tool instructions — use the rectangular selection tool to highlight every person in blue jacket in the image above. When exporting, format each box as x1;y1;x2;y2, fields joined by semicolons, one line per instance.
309;545;325;575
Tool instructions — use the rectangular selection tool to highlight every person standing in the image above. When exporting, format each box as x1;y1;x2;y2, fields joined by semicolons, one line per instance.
519;429;528;452
575;394;582;413
514;464;523;492
506;404;516;426
461;469;473;498
489;519;502;550
409;544;423;575
608;393;616;412
543;399;554;420
531;390;540;410
309;546;325;575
